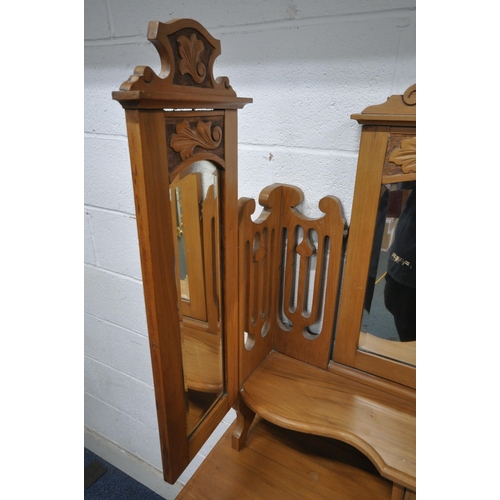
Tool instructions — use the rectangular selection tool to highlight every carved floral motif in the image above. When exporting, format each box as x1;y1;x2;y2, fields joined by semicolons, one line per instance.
388;137;416;173
170;120;222;160
178;34;206;84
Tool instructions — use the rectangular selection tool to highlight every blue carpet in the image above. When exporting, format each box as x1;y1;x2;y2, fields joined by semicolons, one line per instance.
84;448;166;499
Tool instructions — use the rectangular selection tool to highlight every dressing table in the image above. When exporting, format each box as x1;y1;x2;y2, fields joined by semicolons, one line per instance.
113;18;416;499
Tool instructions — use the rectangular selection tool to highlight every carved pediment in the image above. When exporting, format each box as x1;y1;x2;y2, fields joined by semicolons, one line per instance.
112;19;252;109
351;84;416;126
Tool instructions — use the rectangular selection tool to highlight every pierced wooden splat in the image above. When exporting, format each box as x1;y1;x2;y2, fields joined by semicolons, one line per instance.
277;193;346;350
238;184;347;383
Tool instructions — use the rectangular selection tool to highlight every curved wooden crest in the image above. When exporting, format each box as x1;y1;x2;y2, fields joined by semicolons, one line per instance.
113;19;252;109
351;84;416;126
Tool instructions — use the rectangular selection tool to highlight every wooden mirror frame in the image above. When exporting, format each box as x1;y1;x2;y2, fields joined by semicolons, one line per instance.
112;19;251;484
113;18;414;486
332;85;416;390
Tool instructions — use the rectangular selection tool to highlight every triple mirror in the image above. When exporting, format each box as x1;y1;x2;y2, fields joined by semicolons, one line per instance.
113;16;415;486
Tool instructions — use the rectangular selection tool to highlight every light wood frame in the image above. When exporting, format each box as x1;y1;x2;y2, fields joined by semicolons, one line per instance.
332;85;416;390
112;19;251;484
112;18;415;494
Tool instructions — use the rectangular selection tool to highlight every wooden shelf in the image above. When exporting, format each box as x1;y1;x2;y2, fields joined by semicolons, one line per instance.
177;416;394;500
240;351;415;490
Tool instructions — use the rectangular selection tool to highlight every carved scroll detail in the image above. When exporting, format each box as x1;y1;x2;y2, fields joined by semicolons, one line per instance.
114;19;243;99
388;137;416;173
403;84;416;106
178;33;206;84
352;84;416;125
170;120;222;160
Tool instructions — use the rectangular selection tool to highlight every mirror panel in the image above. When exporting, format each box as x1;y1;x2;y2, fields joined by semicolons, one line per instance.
114;18;251;484
359;181;415;367
332;85;416;389
170;161;224;437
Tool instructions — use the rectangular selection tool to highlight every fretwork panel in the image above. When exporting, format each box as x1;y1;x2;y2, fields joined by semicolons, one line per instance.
238;191;279;383
274;193;347;368
238;184;347;382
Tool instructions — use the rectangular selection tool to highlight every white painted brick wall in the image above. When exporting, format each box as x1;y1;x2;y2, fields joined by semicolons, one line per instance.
84;1;415;497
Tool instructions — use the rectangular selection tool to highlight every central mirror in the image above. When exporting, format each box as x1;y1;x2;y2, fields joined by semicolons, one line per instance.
333;85;416;389
170;160;224;436
359;181;416;367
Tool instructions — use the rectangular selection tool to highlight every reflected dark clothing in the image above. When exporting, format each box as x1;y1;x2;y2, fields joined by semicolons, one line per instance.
364;188;390;313
386;189;415;289
384;188;416;341
384;274;416;341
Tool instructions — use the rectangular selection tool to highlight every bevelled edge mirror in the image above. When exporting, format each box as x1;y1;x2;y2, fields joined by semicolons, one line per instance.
112;19;252;484
331;85;416;393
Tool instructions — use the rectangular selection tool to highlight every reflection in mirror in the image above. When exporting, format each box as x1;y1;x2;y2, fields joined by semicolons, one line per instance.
170;161;224;436
359;181;416;367
173;186;190;301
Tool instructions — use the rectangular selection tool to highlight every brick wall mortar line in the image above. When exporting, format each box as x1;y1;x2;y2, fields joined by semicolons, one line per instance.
84;204;136;218
85;311;148;339
85;262;143;284
85;355;154;392
85;8;415;45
